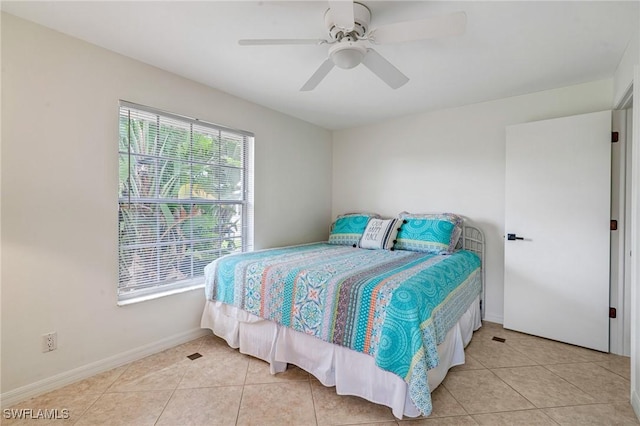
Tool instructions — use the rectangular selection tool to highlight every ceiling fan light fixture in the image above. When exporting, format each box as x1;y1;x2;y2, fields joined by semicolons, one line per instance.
329;42;366;69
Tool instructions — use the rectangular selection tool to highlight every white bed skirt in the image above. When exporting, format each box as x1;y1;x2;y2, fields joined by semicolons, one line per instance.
200;296;481;419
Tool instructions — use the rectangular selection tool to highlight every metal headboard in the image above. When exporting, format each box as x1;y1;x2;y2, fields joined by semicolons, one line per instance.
461;225;486;319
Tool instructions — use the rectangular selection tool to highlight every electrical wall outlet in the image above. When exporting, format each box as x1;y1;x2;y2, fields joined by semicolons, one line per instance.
42;332;57;353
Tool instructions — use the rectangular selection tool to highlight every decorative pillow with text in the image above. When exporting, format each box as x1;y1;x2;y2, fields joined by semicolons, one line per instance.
359;218;401;250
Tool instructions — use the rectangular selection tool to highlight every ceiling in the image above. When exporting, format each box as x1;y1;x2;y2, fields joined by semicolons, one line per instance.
2;1;638;130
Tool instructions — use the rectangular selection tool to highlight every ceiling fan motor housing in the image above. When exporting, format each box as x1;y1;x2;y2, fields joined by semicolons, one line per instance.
325;2;371;40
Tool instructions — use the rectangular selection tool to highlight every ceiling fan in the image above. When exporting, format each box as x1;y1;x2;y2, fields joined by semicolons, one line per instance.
239;1;466;91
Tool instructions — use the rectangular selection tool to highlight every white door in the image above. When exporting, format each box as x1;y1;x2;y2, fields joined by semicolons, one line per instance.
504;110;611;352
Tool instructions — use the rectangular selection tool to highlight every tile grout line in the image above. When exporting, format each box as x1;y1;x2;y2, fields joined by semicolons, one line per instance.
152;337;205;426
234;348;253;426
489;332;636;414
464;353;487;370
69;391;102;424
468;408;562;425
498;340;541;366
473;324;628;411
151;383;179;425
543;361;626;407
488;364;604;411
440;381;471;418
594;363;632;381
487;356;630;411
308;374;320;426
536;362;613;406
445;332;538;417
72;359;133;424
484;367;539;411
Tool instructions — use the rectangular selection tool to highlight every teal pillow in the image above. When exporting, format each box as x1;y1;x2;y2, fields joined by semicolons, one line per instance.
328;215;372;246
394;215;460;254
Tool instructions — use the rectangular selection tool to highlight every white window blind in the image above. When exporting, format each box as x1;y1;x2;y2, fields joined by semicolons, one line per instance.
118;101;254;302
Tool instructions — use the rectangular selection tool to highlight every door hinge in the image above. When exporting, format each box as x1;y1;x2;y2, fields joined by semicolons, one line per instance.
611;220;618;231
612;132;619;143
609;307;617;318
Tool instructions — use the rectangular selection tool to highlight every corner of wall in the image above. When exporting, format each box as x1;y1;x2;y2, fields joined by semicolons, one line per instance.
614;28;640;107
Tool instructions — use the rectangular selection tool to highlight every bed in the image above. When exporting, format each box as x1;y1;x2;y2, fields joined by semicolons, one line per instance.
201;217;485;419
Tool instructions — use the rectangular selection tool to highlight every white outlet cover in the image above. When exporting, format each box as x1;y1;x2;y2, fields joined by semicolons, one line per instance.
42;332;57;352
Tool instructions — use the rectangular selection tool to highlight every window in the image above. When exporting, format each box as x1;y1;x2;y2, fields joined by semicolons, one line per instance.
118;101;253;303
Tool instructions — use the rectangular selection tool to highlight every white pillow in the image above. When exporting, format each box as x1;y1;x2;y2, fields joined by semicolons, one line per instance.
359;218;401;250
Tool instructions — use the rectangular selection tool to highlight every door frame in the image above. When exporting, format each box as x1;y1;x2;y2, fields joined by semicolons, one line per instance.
631;69;640;421
611;109;628;355
610;87;633;356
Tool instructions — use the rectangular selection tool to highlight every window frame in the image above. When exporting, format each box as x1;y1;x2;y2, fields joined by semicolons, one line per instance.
117;100;254;305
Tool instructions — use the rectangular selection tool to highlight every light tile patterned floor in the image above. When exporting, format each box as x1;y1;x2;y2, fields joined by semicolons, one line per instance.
4;321;639;425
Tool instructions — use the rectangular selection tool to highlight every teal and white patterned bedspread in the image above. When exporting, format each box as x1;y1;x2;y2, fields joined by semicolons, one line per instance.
204;243;481;415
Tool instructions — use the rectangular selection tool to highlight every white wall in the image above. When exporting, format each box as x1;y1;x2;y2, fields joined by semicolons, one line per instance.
1;13;332;397
332;80;614;323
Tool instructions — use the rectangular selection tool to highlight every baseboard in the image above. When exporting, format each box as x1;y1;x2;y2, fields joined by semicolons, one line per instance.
632;389;640;422
0;327;210;409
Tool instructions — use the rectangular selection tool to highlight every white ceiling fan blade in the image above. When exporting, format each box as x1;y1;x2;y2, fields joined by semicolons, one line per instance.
328;0;355;32
239;39;326;46
369;11;467;44
300;59;335;91
361;48;409;89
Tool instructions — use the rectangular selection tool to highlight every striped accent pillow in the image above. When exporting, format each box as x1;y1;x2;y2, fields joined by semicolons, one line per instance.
359;218;400;250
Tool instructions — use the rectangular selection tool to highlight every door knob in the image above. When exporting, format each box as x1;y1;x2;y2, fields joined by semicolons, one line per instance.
507;233;524;241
